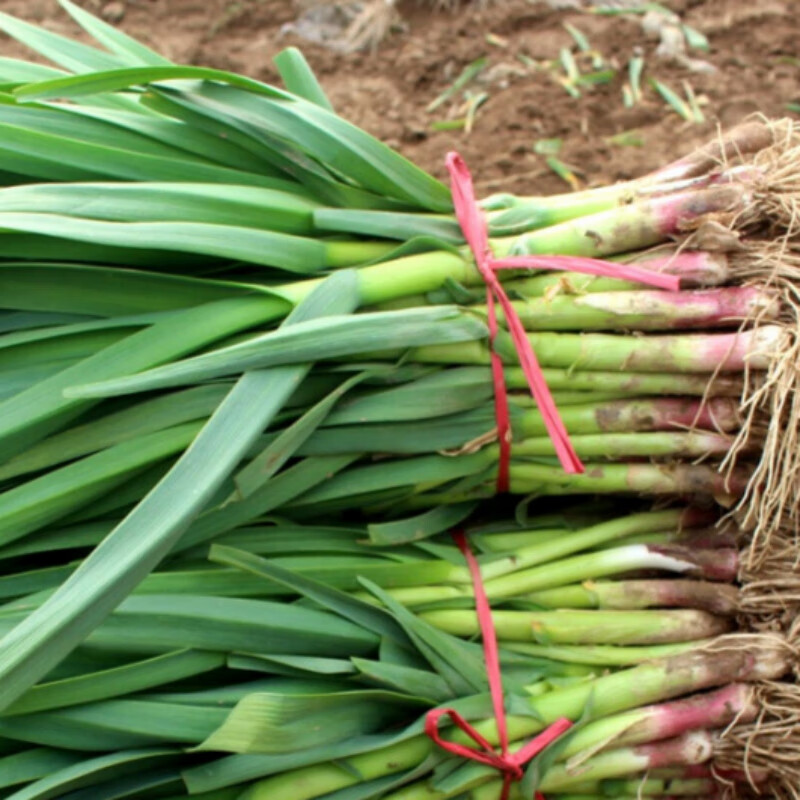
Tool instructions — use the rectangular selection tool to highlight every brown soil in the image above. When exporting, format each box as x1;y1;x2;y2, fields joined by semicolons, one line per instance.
0;0;798;196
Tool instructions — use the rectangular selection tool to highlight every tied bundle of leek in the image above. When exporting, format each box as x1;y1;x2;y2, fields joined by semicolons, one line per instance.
0;3;798;798
0;507;797;799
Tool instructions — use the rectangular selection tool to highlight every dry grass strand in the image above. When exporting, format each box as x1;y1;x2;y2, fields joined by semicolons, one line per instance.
723;238;800;568
715;681;800;799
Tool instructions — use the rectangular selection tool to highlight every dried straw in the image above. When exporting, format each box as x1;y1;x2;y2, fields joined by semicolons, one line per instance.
715;681;800;799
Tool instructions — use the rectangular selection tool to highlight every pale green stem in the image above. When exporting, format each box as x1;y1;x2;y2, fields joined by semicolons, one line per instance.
480;529;694;555
476;527;586;554
324;239;400;267
420;607;730;645
515;396;741;438
508;186;745;259
527;580;740;615
409;324;782;373
505;641;702;666
504;368;744;397
546;391;638;405
485;544;715;598
491;286;776;332
279;249;476;309
513;431;732;459
507;462;750;499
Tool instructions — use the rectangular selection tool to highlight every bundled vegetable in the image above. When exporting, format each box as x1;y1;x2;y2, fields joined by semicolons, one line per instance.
1;508;797;799
0;3;799;798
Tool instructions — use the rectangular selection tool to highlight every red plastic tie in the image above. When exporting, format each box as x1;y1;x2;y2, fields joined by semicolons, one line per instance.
424;531;573;800
445;152;681;489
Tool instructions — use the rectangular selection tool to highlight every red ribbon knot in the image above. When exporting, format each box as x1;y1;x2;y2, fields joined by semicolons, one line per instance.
445;152;680;490
425;707;571;800
424;532;572;800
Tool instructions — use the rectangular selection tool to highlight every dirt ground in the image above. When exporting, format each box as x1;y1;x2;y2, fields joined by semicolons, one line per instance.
0;0;797;196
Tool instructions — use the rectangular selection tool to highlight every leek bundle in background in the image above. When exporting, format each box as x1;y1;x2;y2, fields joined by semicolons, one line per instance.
0;2;798;798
